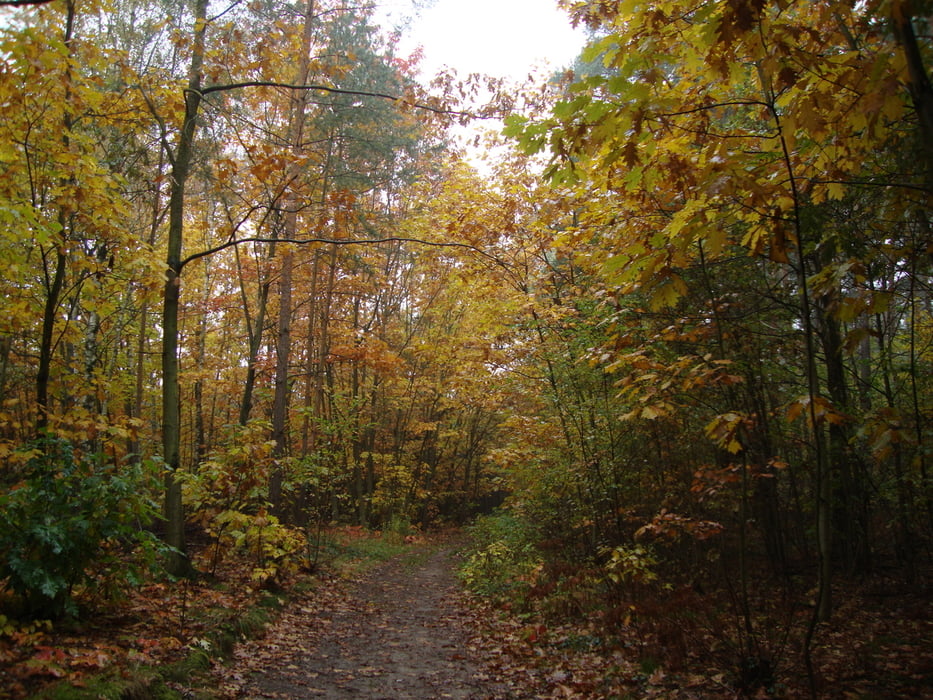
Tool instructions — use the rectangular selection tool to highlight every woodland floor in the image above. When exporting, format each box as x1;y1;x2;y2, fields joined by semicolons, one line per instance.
211;533;669;699
2;530;931;699
211;535;933;700
218;538;508;699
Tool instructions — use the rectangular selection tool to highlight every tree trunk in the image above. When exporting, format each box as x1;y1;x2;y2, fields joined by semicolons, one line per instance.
270;250;293;510
269;0;316;513
300;251;321;455
818;293;869;573
891;2;933;184
161;0;207;576
193;305;208;467
37;1;76;434
237;241;274;426
37;248;67;433
0;334;11;407
129;147;166;460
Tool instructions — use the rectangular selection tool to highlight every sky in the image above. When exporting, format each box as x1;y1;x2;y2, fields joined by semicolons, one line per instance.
382;0;587;83
375;0;588;162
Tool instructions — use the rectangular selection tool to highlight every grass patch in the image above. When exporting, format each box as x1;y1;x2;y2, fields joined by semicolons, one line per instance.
325;527;409;577
397;545;434;570
159;647;212;684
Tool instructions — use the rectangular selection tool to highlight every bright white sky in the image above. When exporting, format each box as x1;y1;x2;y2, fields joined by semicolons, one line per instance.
380;0;587;83
374;0;587;164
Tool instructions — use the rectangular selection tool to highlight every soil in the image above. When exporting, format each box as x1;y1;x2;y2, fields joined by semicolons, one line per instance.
217;542;512;699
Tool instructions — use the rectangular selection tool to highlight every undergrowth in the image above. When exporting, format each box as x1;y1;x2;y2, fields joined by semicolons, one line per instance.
10;526;415;699
458;512;542;604
458;511;932;699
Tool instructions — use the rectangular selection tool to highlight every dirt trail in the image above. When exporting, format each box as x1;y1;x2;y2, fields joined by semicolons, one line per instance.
221;544;511;699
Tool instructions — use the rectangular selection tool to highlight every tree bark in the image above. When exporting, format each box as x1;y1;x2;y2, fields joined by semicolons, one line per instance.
37;248;67;433
891;1;933;185
270;249;293;510
161;0;207;576
36;0;76;434
269;0;316;513
237;240;275;426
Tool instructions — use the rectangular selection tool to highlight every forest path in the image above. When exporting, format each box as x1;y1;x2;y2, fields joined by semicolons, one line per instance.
217;539;513;699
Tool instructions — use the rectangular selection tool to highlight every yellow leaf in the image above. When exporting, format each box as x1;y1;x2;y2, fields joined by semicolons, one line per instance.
781;114;797;152
826;181;845;200
641;405;660;420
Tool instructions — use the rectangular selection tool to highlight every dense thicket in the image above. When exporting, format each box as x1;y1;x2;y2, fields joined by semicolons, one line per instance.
483;0;932;692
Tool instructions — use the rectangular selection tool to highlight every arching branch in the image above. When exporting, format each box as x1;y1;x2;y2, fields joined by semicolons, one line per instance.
180;235;504;270
195;81;476;118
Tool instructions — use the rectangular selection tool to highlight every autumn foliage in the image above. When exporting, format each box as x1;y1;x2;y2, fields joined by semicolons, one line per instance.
0;0;930;697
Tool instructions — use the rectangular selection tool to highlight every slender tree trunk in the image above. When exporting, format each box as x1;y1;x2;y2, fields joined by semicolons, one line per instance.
300;251;321;455
270;250;293;509
875;299;916;566
37;248;67;433
193;305;208;467
129;148;166;460
237;240;274;426
37;1;76;434
162;0;207;576
818;292;869;573
80;243;112;434
269;0;316;513
907;248;933;536
304;146;339;449
762;74;833;697
0;335;11;406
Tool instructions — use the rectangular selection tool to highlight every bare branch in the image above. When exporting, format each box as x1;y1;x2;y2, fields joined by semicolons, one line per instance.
180;235;502;270
195;81;470;118
660;100;771;118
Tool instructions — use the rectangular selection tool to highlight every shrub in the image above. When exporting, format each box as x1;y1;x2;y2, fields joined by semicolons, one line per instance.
602;543;664;603
180;422;309;582
212;508;306;586
460;512;542;603
0;436;162;618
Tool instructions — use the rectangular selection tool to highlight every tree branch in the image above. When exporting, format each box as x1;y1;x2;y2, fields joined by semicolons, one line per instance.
180;235;501;270
660;100;771;118
195;81;472;117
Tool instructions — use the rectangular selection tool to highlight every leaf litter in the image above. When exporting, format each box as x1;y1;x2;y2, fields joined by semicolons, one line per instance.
221;539;512;699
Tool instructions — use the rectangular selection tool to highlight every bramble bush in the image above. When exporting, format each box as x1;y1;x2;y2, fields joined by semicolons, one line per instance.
0;436;163;618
